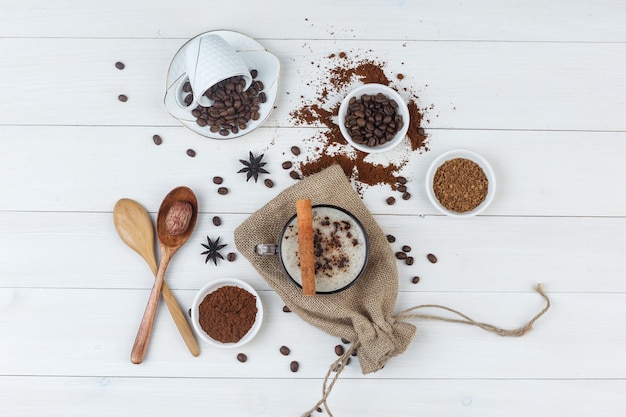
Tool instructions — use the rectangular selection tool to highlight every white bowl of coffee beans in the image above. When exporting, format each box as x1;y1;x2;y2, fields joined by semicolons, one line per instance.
425;149;496;218
338;84;410;153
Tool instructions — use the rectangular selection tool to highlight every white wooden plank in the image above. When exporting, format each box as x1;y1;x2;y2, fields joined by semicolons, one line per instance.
1;126;625;216
0;376;624;417
0;39;624;131
0;288;623;380
0;0;624;42
1;211;625;293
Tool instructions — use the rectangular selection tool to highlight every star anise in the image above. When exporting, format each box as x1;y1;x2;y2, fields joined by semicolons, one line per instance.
201;236;227;266
238;151;269;182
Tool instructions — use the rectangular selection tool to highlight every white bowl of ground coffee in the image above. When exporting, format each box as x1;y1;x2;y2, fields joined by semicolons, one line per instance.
425;149;496;218
191;278;263;348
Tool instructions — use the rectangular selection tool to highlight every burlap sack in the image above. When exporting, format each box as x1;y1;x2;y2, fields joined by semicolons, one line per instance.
234;164;415;375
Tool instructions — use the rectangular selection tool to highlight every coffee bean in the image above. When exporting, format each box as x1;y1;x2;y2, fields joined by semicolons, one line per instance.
317;407;323;413
395;252;407;260
152;134;163;145
213;176;223;185
212;216;221;226
290;361;299;372
217;187;228;195
118;94;128;102
417;127;425;136
283;305;291;313
344;93;403;148
264;178;274;188
402;245;411;252
386;234;396;243
397;184;407;193
115;61;125;70
227;252;236;262
188;308;191;317
282;161;293;169
427;253;438;263
186;148;196;157
402;192;411;200
250;69;258;78
341;338;350;344
289;170;300;180
279;346;291;356
397;176;407;184
334;345;344;356
386;196;396;205
351;349;358;357
405;256;414;265
291;146;301;156
412;276;420;284
237;353;247;363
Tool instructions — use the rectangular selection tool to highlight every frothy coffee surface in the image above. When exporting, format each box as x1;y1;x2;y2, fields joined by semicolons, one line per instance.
281;206;367;293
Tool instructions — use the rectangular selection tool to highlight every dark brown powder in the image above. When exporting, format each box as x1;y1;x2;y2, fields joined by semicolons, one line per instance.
198;285;257;343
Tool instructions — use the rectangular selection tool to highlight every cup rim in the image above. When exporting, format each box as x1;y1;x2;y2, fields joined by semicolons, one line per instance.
277;204;370;294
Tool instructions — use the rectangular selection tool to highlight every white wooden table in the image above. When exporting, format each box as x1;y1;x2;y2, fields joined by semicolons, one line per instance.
1;1;625;416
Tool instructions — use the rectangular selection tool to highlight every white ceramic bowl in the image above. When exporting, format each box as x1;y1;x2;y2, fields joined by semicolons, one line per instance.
191;278;263;349
338;84;410;153
425;149;496;218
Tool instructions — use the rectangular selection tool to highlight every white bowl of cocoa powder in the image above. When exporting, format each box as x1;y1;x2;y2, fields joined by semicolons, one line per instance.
425;149;496;218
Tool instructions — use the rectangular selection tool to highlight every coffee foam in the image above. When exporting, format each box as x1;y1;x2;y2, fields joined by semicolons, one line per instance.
280;206;368;293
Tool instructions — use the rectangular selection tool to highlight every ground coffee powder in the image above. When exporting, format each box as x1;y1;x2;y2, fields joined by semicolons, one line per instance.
433;158;488;212
198;285;257;343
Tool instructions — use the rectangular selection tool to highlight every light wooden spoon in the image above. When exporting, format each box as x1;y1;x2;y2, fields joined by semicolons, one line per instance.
113;198;200;360
128;186;199;364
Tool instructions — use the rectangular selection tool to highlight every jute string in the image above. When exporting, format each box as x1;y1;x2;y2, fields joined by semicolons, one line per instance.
302;284;551;417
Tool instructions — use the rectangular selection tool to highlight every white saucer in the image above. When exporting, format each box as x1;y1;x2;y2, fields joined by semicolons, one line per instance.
165;30;280;139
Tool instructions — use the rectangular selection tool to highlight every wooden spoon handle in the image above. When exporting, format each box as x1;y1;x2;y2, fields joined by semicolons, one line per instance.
161;282;200;357
130;255;168;364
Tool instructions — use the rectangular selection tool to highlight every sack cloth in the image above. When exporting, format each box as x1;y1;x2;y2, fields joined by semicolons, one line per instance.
234;164;550;416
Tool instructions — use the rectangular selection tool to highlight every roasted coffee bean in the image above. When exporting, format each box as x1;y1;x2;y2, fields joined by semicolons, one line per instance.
397;176;407;184
402;192;411;200
212;216;221;226
351;348;358;357
118;94;128;102
227;252;236;262
397;184;407;193
282;161;293;169
334;345;345;356
291;146;301;156
264;178;274;188
344;93;403;148
115;61;125;70
405;256;414;265
282;305;291;313
188;308;191;317
213;176;223;184
217;187;228;195
237;353;247;363
280;345;291;356
250;69;258;78
183;81;192;93
152;134;163;145
386;234;396;243
427;253;438;263
341;338;350;344
386;196;396;205
290;361;299;372
402;245;411;253
317;407;323;413
186;148;196;157
395;252;407;260
412;276;420;284
289;170;300;180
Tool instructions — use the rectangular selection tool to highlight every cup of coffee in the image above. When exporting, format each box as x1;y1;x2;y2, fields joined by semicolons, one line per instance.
255;205;370;294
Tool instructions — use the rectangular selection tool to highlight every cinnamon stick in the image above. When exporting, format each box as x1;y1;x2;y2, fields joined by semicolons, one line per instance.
296;199;316;296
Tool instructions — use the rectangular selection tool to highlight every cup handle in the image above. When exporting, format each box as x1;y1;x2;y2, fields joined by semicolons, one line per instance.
255;244;278;255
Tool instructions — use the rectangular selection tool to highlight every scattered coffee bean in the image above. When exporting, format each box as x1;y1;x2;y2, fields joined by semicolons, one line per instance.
212;216;221;226
395;252;407;260
402;245;411;252
351;349;358;357
289;170;300;180
386;234;396;243
386;196;396;205
290;361;299;372
118;94;128;102
405;256;414;265
334;345;345;356
115;61;125;70
264;178;274;188
291;146;301;156
344;92;403;147
283;305;291;313
188;308;191;317
217;187;229;195
250;69;258;78
237;353;247;363
427;253;438;263
397;184;407;193
317;407;323;413
341;338;350;344
402;192;411;200
417;127;425;136
282;161;293;169
213;176;223;185
412;276;420;284
186;148;196;157
279;345;291;356
397;176;407;184
227;252;236;262
152;134;163;145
